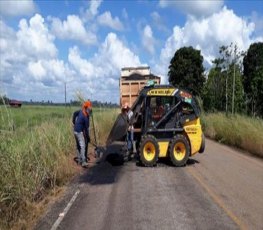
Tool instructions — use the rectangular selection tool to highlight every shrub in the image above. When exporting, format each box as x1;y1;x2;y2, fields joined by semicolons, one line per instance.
202;113;263;158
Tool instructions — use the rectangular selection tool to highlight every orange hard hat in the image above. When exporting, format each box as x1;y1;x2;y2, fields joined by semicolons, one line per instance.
83;100;92;109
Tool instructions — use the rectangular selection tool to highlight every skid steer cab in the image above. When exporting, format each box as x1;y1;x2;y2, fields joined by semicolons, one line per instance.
96;85;205;167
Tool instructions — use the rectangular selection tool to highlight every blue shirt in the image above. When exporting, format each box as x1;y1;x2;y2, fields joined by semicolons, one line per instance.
74;110;89;134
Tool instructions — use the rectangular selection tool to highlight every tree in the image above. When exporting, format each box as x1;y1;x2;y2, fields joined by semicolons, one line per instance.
202;44;245;114
217;43;245;114
168;46;205;96
243;42;263;117
0;95;9;105
202;63;225;112
227;63;244;113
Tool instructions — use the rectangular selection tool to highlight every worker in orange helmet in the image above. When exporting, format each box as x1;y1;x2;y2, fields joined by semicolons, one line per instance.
73;100;92;167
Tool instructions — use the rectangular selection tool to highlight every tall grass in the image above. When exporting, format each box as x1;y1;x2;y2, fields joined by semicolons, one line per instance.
1;105;262;228
91;108;119;145
202;113;263;158
0;105;119;229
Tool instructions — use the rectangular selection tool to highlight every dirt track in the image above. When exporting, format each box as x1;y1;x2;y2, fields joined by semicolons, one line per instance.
36;139;263;230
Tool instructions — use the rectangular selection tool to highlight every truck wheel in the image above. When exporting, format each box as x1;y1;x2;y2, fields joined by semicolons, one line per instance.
169;134;190;167
139;135;159;167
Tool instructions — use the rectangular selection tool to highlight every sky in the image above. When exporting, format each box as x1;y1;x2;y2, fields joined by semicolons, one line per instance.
0;0;262;104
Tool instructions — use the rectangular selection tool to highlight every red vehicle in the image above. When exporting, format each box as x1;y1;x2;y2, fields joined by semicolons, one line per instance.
9;100;22;108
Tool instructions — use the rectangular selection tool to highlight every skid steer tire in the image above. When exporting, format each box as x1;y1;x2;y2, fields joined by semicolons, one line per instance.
139;135;159;167
199;133;205;153
169;134;190;167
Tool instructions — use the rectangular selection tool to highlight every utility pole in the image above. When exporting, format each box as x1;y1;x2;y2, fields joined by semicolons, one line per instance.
64;82;67;107
232;44;238;115
232;44;244;114
226;73;228;114
232;62;236;114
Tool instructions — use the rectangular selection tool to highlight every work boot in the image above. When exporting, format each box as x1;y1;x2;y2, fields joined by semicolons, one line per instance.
129;152;134;160
73;157;81;165
81;161;88;167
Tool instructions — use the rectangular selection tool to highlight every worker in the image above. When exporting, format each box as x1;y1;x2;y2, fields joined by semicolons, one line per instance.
72;109;90;163
72;109;80;164
73;100;92;167
122;102;134;155
152;97;164;121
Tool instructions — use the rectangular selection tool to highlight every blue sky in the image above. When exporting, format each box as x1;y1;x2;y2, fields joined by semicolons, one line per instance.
0;0;262;103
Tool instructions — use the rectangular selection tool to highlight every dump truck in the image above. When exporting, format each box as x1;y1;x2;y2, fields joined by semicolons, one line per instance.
95;83;205;167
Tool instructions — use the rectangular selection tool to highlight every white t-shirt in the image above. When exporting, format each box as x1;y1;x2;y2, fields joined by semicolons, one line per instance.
127;110;134;130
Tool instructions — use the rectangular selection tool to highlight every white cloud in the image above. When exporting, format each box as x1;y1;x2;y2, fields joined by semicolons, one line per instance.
0;15;74;102
151;11;161;21
97;11;124;31
98;33;141;70
68;33;142;102
44;59;71;82
27;59;72;84
0;20;16;70
151;11;169;33
155;6;263;82
0;0;36;17
122;8;128;20
0;14;58;85
68;46;95;79
69;33;141;78
28;61;47;80
85;0;102;20
17;14;57;58
142;25;155;54
50;15;97;45
0;12;141;103
159;0;224;17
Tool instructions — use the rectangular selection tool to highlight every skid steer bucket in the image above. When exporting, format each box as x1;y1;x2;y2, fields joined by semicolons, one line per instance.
106;113;128;145
95;113;128;164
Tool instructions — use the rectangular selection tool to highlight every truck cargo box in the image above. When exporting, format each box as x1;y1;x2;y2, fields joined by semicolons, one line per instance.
120;66;160;107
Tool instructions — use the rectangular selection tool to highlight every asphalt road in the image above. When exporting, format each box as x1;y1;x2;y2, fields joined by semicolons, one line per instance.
36;139;263;230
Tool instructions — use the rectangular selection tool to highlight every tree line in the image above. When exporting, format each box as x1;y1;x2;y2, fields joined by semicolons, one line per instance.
168;42;263;117
0;95;9;105
0;96;118;108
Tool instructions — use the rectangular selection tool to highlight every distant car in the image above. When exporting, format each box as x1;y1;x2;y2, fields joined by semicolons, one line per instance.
9;100;22;108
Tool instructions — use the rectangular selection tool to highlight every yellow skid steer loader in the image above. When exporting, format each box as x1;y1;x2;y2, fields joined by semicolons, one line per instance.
95;84;205;167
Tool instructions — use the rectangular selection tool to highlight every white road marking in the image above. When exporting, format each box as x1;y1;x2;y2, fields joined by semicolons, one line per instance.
50;189;80;230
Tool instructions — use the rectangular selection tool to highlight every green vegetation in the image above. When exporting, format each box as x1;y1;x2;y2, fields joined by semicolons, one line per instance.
168;42;263;156
168;46;205;96
202;113;263;158
0;105;119;229
1;41;262;229
243;42;263;116
168;42;263;118
203;43;245;114
0;95;9;105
